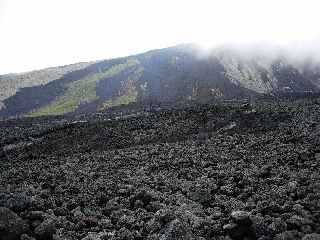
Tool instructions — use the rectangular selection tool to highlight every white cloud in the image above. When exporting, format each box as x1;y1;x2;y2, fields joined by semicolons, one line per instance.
0;0;319;74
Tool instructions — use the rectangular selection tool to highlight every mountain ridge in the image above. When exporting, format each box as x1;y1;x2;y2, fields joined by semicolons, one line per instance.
1;44;320;118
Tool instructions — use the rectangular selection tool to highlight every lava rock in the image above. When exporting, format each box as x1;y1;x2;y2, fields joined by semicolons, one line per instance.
26;211;45;221
2;96;320;240
102;200;120;216
258;165;272;178
133;200;144;209
224;211;256;240
53;207;68;216
274;230;303;240
20;234;36;240
286;215;312;230
302;233;320;240
0;207;29;240
154;209;175;225
268;218;287;235
98;218;114;230
131;190;154;207
231;211;252;226
287;181;298;193
117;227;134;240
251;214;271;238
159;219;194;240
71;206;85;221
31;220;42;229
117;214;136;229
34;218;56;240
81;232;114;240
0;193;31;212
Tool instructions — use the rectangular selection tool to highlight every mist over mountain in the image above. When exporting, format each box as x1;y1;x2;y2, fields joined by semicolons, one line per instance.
1;44;320;118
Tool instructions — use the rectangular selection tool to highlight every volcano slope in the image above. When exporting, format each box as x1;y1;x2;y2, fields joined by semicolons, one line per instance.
0;97;320;240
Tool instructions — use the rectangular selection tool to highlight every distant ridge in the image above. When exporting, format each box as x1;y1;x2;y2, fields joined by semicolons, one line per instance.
1;44;320;118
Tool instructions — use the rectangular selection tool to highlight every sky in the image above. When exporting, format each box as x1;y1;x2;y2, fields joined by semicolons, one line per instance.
0;0;320;74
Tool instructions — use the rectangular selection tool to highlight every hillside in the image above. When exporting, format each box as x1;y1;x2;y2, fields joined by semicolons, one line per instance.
1;44;320;118
0;62;94;111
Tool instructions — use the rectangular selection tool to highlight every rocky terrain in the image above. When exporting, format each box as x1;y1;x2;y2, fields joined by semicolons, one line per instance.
0;96;320;240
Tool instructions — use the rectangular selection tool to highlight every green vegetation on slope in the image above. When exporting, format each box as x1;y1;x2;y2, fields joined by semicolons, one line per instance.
100;66;144;110
101;92;138;109
27;59;140;117
0;62;92;110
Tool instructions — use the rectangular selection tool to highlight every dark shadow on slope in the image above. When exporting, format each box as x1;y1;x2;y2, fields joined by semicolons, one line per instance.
136;47;258;102
271;59;318;92
0;59;124;118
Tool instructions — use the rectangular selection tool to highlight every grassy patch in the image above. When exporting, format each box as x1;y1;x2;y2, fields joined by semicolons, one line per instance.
27;59;139;117
101;92;138;110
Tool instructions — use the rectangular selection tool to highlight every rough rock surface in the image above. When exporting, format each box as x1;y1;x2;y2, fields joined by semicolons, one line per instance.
0;207;29;240
0;97;320;239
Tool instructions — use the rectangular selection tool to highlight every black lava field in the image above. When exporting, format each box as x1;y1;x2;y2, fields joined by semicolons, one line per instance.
0;98;320;240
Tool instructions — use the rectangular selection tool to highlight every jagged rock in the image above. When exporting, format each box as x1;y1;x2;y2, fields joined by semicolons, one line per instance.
210;208;223;219
154;209;175;225
287;181;298;193
110;209;133;226
159;219;194;240
302;233;320;240
83;216;99;228
0;207;29;240
117;227;134;240
133;200;144;209
98;218;114;230
71;206;85;220
224;211;255;240
34;218;56;240
3;142;33;152
224;221;257;240
223;223;240;236
20;234;36;240
81;232;114;240
31;220;42;229
81;233;100;240
96;192;109;206
0;193;31;212
131;190;154;207
189;188;212;204
146;201;164;213
274;230;303;240
145;218;161;234
286;215;312;230
26;211;45;221
231;211;252;226
251;214;271;238
102;200;120;216
258;165;272;178
117;215;136;229
220;184;235;196
268;218;287;235
53;207;68;216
